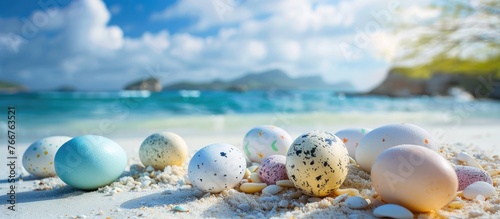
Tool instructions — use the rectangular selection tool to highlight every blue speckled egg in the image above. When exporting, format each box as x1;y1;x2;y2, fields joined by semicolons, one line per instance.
188;143;247;193
54;135;127;190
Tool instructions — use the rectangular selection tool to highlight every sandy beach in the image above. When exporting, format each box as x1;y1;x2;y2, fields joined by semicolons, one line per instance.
1;112;500;219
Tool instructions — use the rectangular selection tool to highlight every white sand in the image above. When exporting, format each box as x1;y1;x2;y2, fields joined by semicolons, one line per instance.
1;116;500;219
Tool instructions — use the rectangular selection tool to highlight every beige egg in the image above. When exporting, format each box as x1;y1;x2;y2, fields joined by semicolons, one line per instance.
371;144;458;212
286;130;350;197
356;123;437;173
139;132;188;170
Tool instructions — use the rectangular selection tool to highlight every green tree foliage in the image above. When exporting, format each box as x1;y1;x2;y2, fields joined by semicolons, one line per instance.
395;0;500;78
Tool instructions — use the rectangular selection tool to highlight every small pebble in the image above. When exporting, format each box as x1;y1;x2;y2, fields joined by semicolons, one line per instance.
447;200;464;209
373;204;413;219
463;181;496;200
262;185;284;196
276;180;295;188
308;197;322;203
172;205;189;212
145;166;155;172
344;196;369;209
278;200;289;208
238;203;251;211
76;215;87;219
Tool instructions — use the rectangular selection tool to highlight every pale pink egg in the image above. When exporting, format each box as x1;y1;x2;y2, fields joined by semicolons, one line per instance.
259;155;287;185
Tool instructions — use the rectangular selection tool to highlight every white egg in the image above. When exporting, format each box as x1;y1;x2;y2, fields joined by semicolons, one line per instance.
335;128;372;160
286;130;350;197
22;136;71;178
356;123;437;173
139;132;188;170
243;125;293;163
371;145;458;212
188;143;247;193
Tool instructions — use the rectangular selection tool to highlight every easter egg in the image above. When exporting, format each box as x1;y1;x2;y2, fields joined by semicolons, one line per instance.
243;125;293;163
54;135;127;190
22;136;71;178
286;130;350;197
139;132;188;170
188;143;247;193
356;123;437;173
335;128;372;160
258;155;288;185
371;145;458;212
454;165;493;191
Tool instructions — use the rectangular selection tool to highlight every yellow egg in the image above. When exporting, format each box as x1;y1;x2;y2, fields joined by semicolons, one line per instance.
286;130;349;197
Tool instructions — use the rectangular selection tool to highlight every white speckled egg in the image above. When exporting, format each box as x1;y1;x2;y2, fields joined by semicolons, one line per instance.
54;135;127;190
371;145;458;212
335;128;372;160
188;143;247;193
139;132;188;170
356;123;437;173
243;125;293;163
23;136;71;178
286;130;350;197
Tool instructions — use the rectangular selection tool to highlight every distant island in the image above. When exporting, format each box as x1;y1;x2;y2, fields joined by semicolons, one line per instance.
0;80;27;93
162;69;355;92
124;77;162;92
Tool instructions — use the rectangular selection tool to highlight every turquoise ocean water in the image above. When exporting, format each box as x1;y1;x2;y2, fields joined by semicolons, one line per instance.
1;90;500;142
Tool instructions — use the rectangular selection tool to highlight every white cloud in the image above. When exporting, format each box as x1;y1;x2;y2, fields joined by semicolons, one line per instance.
0;0;436;91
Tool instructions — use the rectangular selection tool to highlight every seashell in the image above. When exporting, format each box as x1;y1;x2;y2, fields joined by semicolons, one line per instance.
239;183;267;193
248;165;259;172
373;204;413;219
345;196;369;209
447;200;464;209
249;172;263;183
454;165;493;191
172;205;189;212
457;152;483;170
463;181;496;200
276;180;295;188
243;168;251;179
333;188;360;196
262;185;284;196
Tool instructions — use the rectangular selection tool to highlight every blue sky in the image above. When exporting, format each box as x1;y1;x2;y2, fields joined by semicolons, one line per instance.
0;0;436;91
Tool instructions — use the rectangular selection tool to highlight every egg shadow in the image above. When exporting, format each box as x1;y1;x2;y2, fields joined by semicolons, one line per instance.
0;185;84;204
120;188;200;209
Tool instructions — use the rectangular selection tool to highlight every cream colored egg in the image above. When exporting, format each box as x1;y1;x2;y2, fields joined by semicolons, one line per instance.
139;132;188;170
335;128;372;160
356;123;437;173
23;136;71;178
286;130;350;197
371;144;458;212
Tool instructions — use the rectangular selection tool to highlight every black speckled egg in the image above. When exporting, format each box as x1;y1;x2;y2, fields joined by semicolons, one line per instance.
286;130;349;197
